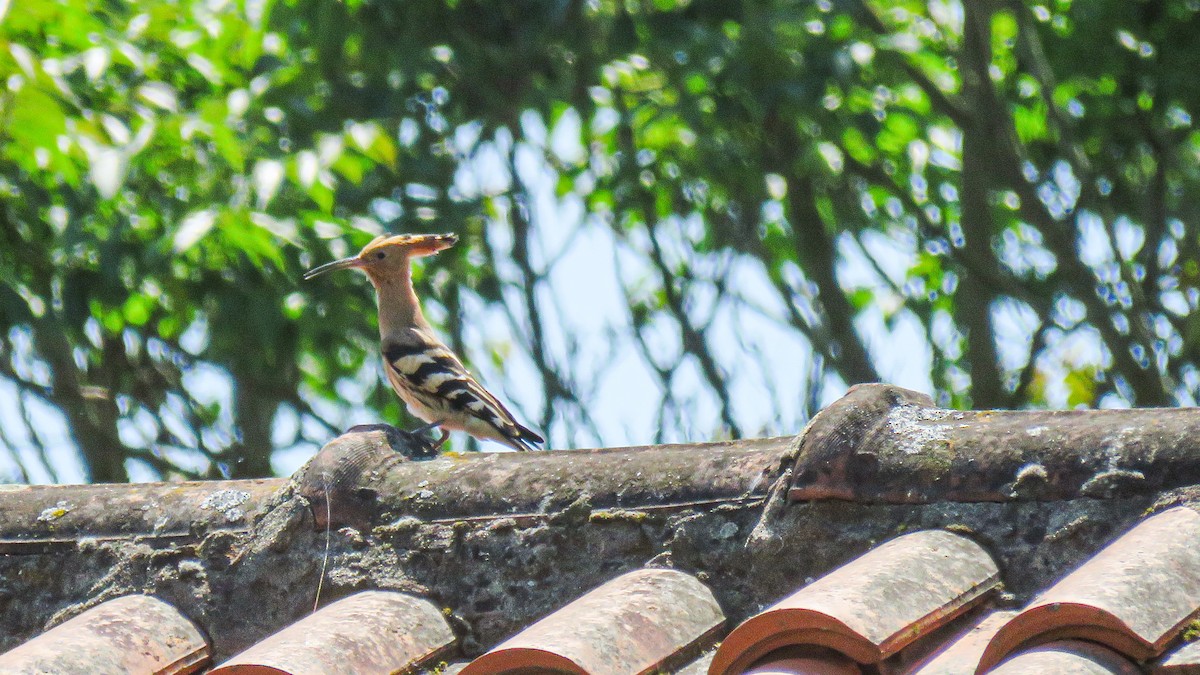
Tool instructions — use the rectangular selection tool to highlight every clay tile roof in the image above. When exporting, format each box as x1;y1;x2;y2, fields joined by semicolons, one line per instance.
978;506;1200;671
710;529;999;674
1158;638;1200;673
675;650;716;675
209;590;454;674
0;594;209;675
6;384;1200;673
909;610;1019;675
737;646;862;674
461;568;723;675
988;640;1142;675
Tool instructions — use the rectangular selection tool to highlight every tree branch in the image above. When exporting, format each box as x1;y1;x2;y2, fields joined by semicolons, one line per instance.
613;91;742;437
956;0;1007;408
961;2;1172;406
785;177;881;386
851;0;973;127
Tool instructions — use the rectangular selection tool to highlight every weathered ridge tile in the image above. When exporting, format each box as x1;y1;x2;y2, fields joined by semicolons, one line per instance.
791;383;1200;503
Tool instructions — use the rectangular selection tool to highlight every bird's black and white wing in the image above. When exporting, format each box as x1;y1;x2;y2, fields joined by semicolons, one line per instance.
383;338;544;451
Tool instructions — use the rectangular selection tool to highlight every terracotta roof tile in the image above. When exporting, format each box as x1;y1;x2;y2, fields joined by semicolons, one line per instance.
0;594;208;675
908;610;1018;675
209;590;453;674
1157;638;1200;673
461;568;723;675
739;646;863;674
1160;643;1200;675
988;640;1142;674
979;506;1200;671
674;650;716;675
710;529;999;674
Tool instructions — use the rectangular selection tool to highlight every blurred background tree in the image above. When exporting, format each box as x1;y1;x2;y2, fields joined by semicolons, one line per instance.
1;0;1198;483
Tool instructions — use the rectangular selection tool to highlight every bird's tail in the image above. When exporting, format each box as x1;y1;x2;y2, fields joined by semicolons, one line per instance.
506;423;545;452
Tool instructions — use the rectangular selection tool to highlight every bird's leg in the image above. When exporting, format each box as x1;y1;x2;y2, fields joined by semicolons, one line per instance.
403;419;450;455
409;419;450;447
432;428;450;449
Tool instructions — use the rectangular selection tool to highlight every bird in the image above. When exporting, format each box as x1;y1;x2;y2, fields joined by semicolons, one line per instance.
304;233;545;453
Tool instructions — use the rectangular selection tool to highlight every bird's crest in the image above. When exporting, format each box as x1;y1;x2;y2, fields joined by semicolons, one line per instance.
361;233;458;258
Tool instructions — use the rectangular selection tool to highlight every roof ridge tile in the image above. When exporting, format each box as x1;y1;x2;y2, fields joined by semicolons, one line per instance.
791;383;1200;503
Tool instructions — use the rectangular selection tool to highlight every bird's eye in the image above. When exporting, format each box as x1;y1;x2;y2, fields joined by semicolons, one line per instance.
375;252;386;260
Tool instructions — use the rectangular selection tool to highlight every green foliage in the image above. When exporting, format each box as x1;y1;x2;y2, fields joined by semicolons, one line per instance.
1;0;1199;482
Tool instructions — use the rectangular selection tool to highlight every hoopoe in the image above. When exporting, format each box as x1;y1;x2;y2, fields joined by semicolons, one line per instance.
304;233;545;452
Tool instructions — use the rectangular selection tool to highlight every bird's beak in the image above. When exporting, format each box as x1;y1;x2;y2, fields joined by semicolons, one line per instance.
409;233;459;257
303;256;363;280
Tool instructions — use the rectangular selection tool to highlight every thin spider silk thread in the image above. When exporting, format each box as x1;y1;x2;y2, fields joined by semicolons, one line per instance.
313;472;332;614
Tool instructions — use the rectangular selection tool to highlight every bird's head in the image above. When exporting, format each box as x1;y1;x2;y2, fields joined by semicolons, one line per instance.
303;233;458;282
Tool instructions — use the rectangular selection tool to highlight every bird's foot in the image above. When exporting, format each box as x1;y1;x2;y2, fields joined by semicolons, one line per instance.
345;423;441;460
403;421;449;454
